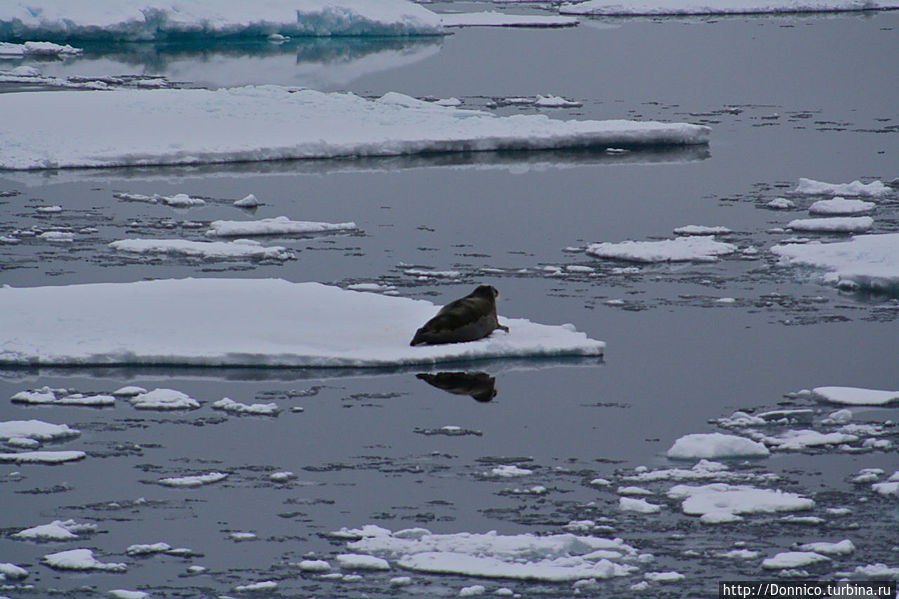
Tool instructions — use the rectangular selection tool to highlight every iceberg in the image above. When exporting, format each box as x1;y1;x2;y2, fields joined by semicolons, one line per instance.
0;86;709;171
0;278;604;368
0;0;445;42
560;0;899;15
771;233;899;293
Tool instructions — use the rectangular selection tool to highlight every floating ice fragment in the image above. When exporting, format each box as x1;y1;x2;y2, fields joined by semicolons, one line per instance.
534;94;582;107
761;551;829;570
13;519;97;541
110;238;295;261
234;194;261;208
127;542;171;555
109;591;150;599
129;389;200;411
0;420;80;445
795;540;855;555
212;398;279;416
295;559;331;572
206;216;357;237
668;483;814;520
233;580;278;592
762;429;858;451
113;386;147;397
586;237;737;263
459;585;486;596
795;178;890;197
0;450;85;464
619;497;662;514
487;465;533;478
645;571;685;583
809;197;876;215
767;197;796;210
560;0;899;15
673;225;732;236
38;231;74;242
813;386;899;406
667;433;770;459
157;472;228;488
229;532;257;542
390;576;412;586
786;217;873;234
442;12;578;28
336;554;390;570
42;548;126;572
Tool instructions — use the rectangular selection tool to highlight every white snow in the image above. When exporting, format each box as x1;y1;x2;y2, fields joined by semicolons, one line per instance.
0;0;445;41
0;450;86;464
110;238;296;261
666;433;770;459
108;591;150;599
673;225;732;236
114;192;206;207
586;237;736;263
534;94;582;108
459;585;486;596
207;216;357;237
440;12;578;28
796;540;855;555
809;197;876;215
234;580;278;592
13;519;97;541
12;388;117;406
0;420;80;445
0;87;709;170
0;278;604;368
668;484;814;522
762;429;858;450
795;178;891;197
624;459;745;482
41;549;126;572
336;554;391;570
561;1;899;15
767;198;796;210
645;571;685;583
761;551;830;570
128;389;200;411
127;542;172;555
295;559;331;572
113;386;147;397
343;525;640;582
786;216;873;234
813;386;899;406
212;398;279;415
0;41;81;56
0;562;28;580
157;472;228;487
487;465;533;478
234;193;261;208
38;231;74;242
771;233;899;293
619;497;662;513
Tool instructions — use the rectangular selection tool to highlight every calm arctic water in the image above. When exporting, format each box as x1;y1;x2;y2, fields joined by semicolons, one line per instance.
1;9;898;598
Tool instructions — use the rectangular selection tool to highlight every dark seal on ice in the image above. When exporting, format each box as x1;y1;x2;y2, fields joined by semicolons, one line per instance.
410;285;509;346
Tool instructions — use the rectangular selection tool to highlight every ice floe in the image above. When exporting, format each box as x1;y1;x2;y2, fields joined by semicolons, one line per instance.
0;0;444;42
760;429;858;451
11;387;116;406
109;238;296;261
114;192;206;207
0;86;709;170
128;389;200;411
666;432;770;459
0;450;86;464
336;554;391;570
42;548;126;572
767;197;796;210
560;0;899;15
13;519;97;541
795;540;855;555
440;12;578;28
0;40;81;56
212;398;279;415
795;178;891;197
619;497;662;513
786;216;873;234
157;472;228;487
109;591;150;599
809;197;876;215
813;386;899;406
206;216;358;237
234;581;278;592
771;233;899;293
0;420;80;447
668;483;814;523
127;542;173;556
586;236;736;263
0;562;28;580
0;278;604;368
673;225;732;236
761;551;830;570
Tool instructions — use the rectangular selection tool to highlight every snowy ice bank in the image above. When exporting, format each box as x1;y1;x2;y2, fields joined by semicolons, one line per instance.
0;278;604;368
560;0;899;15
0;86;710;171
771;233;899;294
0;0;445;42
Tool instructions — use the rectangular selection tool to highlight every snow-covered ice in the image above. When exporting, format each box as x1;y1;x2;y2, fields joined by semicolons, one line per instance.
109;238;296;261
771;233;899;293
0;0;445;42
673;225;732;236
157;472;228;487
767;197;796;210
487;465;533;477
440;12;578;28
534;94;583;108
11;387;115;406
619;496;662;513
128;389;200;410
796;540;855;555
0;420;80;446
41;549;126;572
795;178;891;197
336;554;391;570
206;216;358;237
127;542;172;555
586;236;736;263
668;483;814;522
813;386;899;406
666;432;770;459
786;216;873;234
560;0;899;15
212;398;280;415
761;551;830;570
761;429;858;451
0;278;604;368
0;40;81;56
234;193;261;208
0;87;709;170
809;197;876;215
114;192;206;207
295;559;331;572
0;450;86;464
13;519;97;541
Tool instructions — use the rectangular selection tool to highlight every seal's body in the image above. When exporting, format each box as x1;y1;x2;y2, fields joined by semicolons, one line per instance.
410;285;509;346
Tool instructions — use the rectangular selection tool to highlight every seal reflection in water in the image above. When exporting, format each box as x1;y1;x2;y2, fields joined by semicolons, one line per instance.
416;372;497;403
410;285;509;346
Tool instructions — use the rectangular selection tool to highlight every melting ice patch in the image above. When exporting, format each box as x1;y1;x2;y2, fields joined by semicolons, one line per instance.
440;12;579;28
0;278;604;368
559;0;899;15
13;519;97;541
794;178;891;197
11;387;115;406
0;420;80;448
771;233;899;293
812;386;899;406
0;41;82;56
809;198;876;216
667;483;814;523
0;0;445;42
206;216;358;237
666;432;770;459
109;239;296;261
41;548;126;572
786;216;874;234
586;236;736;263
0;86;709;170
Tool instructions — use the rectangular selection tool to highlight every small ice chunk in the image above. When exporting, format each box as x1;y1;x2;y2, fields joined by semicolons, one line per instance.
233;580;278;592
767;198;796;210
269;471;295;482
13;519;97;541
42;549;126;572
0;420;80;445
113;386;147;397
336;553;390;570
787;216;873;234
157;472;228;487
761;551;829;570
127;542;172;555
795;540;855;555
0;562;29;579
586;237;737;263
390;575;413;585
795;178;889;197
667;433;770;459
619;497;662;513
234;193;261;208
229;532;257;542
109;591;150;599
212;398;279;416
809;197;876;215
39;231;75;242
295;559;331;572
487;465;533;477
673;225;732;236
206;216;357;237
460;585;486;596
129;388;200;411
0;450;86;464
763;429;858;450
644;571;685;583
535;94;582;108
669;483;814;519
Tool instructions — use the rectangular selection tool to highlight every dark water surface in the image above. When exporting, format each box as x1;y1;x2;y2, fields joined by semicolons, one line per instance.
1;9;898;598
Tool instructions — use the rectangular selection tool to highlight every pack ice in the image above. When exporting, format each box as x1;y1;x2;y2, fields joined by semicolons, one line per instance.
0;278;605;367
560;0;899;15
0;87;709;170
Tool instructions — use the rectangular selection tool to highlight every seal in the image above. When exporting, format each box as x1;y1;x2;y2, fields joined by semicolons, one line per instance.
410;285;509;346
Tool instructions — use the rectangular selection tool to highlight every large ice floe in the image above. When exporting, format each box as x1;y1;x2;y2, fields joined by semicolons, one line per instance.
0;278;604;367
0;86;709;170
812;386;899;406
332;525;645;581
586;236;736;263
667;483;814;524
0;0;445;42
771;233;899;293
559;0;899;15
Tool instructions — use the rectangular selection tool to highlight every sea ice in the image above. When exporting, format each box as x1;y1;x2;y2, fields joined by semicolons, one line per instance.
813;386;899;406
761;551;830;570
206;216;358;237
0;0;445;41
41;548;127;572
113;192;206;207
0;87;709;170
233;580;278;592
127;542;172;555
795;540;855;555
771;233;899;293
645;571;685;582
440;12;578;28
795;178;891;197
0;41;81;56
128;389;200;411
459;585;486;596
0;450;86;464
786;216;873;234
668;484;814;521
809;197;876;215
673;225;732;236
108;591;150;599
0;420;80;445
534;94;583;107
761;429;858;451
336;554;391;570
0;278;604;368
12;519;97;541
295;559;331;572
157;472;228;487
109;238;296;261
487;465;533;478
766;198;796;210
234;193;260;208
666;432;770;459
212;398;280;415
624;459;748;482
619;497;662;513
586;236;736;263
396;552;636;582
10;387;114;407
